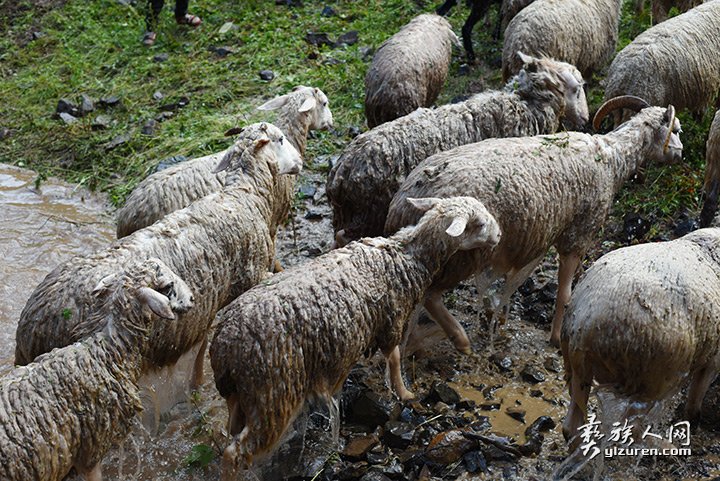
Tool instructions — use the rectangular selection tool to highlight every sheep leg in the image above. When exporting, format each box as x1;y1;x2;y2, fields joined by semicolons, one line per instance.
384;345;414;401
561;349;591;451
462;0;493;64
273;258;284;273
550;252;582;347
222;426;251;481
424;292;472;354
699;178;720;228
685;363;720;421
226;394;246;435
190;336;208;390
435;0;458;16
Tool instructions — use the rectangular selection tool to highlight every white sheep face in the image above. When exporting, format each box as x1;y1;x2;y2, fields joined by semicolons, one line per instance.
303;88;334;131
262;125;303;175
653;116;683;164
560;69;589;130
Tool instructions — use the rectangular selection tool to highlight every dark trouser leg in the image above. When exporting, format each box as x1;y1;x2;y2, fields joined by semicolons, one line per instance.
175;0;190;20
146;0;164;31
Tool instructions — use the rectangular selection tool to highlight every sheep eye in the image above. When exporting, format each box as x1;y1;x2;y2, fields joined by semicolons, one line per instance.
323;101;328;107
278;137;284;145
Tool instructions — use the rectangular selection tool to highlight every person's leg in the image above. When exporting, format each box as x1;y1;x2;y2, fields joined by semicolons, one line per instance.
175;0;202;26
146;0;164;31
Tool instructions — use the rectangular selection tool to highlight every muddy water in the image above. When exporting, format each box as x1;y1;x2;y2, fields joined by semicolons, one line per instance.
0;165;115;374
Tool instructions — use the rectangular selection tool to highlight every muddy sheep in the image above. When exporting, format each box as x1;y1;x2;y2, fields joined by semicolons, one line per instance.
700;110;720;227
385;96;682;352
502;0;622;81
561;228;720;447
604;1;720;118
115;85;332;238
328;53;589;245
0;258;193;481
210;196;501;475
364;13;459;128
15;123;301;390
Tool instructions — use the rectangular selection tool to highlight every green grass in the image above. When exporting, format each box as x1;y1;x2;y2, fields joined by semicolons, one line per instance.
0;0;715;227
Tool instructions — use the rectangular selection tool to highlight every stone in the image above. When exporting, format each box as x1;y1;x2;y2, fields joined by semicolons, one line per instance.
543;357;562;373
481;444;518;462
153;53;169;62
104;133;131;151
141;119;157;136
425;429;476;465
99;95;121;107
305;32;335;48
259;69;275;81
425;381;460;405
359;472;391;481
343;433;379;459
0;127;12;140
337;30;359;46
91;115;112;130
297;184;317;199
490;352;513;372
79;94;95;116
56;98;79;116
505;406;526;423
458;63;471;76
155;111;174;122
383;421;415;449
153;91;164;101
463;450;488;474
59;112;78;125
347;391;395;427
524;416;556;437
304;209;323;220
347;126;361;138
321;5;336;16
521;365;546;384
359;46;374;61
212;46;235;57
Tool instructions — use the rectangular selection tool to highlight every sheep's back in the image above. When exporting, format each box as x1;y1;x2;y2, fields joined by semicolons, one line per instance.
116;152;226;237
502;0;621;79
16;191;274;368
364;15;455;127
604;1;720;113
562;239;720;400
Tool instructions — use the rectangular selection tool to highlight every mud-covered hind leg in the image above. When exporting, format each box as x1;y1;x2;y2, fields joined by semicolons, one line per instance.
686;356;720;421
562;342;592;451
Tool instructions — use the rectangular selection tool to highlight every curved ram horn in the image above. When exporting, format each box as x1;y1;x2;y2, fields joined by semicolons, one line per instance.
592;95;651;131
663;105;676;154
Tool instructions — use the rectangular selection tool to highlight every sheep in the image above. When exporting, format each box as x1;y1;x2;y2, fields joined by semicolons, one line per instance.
328;53;589;246
501;0;622;81
634;0;703;23
560;228;720;446
604;1;720;118
364;14;459;129
209;196;501;474
384;96;682;353
435;0;535;63
115;85;332;238
700;110;720;227
15;123;302;390
0;257;194;481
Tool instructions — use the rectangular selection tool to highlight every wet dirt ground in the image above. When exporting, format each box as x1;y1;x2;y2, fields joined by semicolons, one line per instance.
1;166;719;480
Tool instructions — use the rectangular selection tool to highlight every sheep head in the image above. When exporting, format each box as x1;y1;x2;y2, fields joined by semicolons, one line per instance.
408;196;501;251
214;122;302;176
258;86;334;131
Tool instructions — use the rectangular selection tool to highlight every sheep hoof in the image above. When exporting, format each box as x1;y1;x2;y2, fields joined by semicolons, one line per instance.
548;333;561;348
399;389;415;401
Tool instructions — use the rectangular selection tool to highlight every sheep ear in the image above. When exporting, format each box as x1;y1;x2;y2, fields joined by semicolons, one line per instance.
298;97;316;113
258;95;290;111
138;287;175;320
445;216;468;237
213;150;233;173
407;197;440;212
92;274;116;295
517;51;537;72
253;138;270;152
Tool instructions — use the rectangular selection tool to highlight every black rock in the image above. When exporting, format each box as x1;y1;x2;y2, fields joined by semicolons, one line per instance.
521;365;546;384
519;277;537;296
306;31;335;48
155;111;174;122
481;444;517;462
297;184;317;199
524;416;556;437
259;69;275;81
529;389;543;398
212;46;235;57
177;96;190;107
154;155;188;172
31;31;46;40
384;421;415;449
276;0;303;6
463;450;488;473
79;94;95;116
456;399;476;410
0;127;12;140
56;98;79;117
543;357;562;373
59;112;78;125
366;450;389;465
321;5;336;16
347;126;361;138
623;212;651;242
380;457;404;477
99;96;121;107
336;461;370;480
153;91;164;101
674;215;698;237
104;133;131;151
479;402;500;411
426;381;460;405
537;281;558;303
359;472;391;481
141;119;158;136
153;53;169;62
337;30;359;46
359;46;374;61
91;115;112;131
347;391;395;427
490;352;513;372
458;63;471;76
304;210;323;221
506;406;526;423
